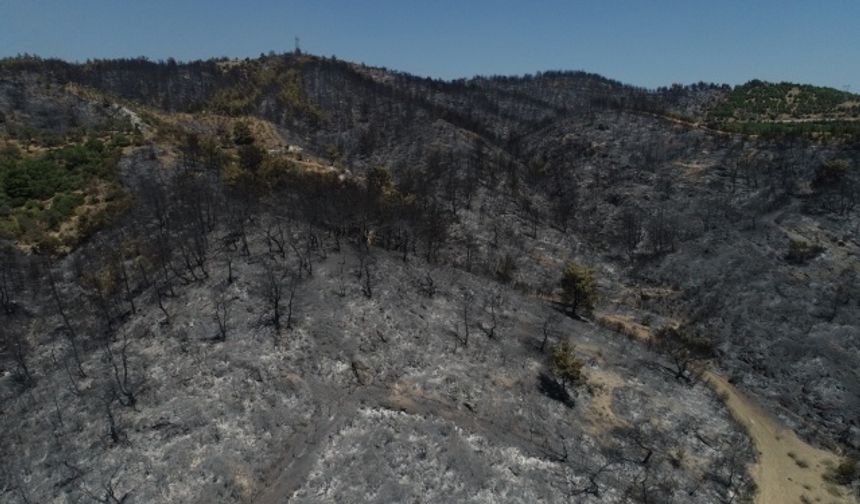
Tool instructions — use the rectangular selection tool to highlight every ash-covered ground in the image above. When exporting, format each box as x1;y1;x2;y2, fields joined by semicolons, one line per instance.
2;54;859;503
2;216;755;503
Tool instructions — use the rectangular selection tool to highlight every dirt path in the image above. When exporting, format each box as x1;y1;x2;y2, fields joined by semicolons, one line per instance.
596;312;857;504
705;371;857;504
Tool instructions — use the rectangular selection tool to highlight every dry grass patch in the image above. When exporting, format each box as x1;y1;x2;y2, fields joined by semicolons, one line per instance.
583;367;628;434
595;312;654;342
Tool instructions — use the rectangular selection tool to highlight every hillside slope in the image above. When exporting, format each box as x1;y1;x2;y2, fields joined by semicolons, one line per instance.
1;54;859;503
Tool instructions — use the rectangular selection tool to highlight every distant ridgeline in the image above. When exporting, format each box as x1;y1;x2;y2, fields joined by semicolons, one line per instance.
706;80;860;138
2;54;859;140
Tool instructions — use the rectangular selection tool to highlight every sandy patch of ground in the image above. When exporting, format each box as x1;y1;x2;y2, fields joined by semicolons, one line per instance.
596;306;857;503
584;366;628;434
674;160;712;179
705;371;857;504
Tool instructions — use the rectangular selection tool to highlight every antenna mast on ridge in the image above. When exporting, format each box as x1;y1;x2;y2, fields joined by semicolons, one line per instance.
294;37;301;55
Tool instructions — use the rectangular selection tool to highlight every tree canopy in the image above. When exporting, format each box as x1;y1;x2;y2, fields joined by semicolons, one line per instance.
560;261;597;315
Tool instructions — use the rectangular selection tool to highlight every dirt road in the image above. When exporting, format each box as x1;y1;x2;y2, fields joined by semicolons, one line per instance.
705;371;857;504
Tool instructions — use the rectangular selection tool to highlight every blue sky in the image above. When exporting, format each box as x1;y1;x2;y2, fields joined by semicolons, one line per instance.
1;1;857;90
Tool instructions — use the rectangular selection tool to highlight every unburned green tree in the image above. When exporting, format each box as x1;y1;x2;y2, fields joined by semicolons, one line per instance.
560;261;597;315
551;341;584;390
238;144;265;173
365;166;393;205
232;121;255;146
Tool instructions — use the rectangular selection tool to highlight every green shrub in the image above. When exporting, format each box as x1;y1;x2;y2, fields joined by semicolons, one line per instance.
3;158;69;204
110;134;130;148
0;136;123;249
50;192;85;222
232;121;255;145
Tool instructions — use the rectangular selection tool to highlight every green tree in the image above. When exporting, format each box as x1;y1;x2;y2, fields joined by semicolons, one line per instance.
366;166;393;204
551;342;584;390
232;121;255;146
237;144;265;174
560;261;597;315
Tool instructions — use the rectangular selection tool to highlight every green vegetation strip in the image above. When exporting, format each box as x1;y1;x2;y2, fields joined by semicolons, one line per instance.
0;136;126;250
